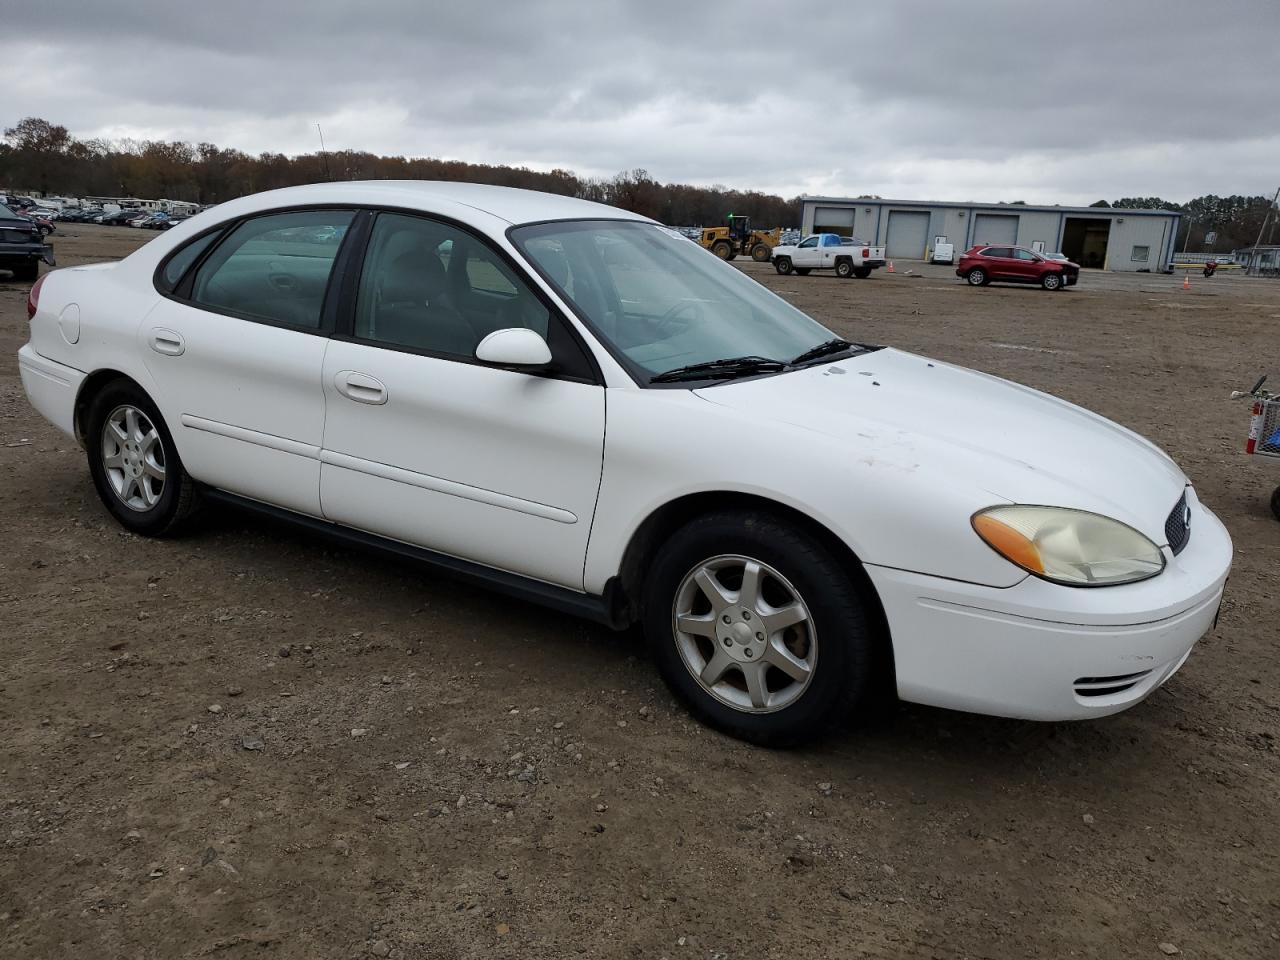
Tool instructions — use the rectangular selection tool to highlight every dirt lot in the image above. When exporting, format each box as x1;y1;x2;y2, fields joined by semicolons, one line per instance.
2;225;1277;960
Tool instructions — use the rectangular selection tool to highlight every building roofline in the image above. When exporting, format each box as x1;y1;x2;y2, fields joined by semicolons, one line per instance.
800;196;1181;217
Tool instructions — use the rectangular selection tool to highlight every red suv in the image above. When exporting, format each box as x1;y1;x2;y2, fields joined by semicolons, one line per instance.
956;244;1079;290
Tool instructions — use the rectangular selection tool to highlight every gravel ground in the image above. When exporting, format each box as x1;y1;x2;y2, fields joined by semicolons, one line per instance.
1;225;1277;959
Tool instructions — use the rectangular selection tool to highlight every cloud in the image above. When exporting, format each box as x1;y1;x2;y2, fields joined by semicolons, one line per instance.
7;0;1278;203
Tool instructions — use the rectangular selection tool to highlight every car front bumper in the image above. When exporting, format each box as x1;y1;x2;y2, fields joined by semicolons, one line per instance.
18;344;84;439
865;492;1232;720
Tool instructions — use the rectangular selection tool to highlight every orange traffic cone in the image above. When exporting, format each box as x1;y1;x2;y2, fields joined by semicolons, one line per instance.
1182;273;1190;290
887;261;895;273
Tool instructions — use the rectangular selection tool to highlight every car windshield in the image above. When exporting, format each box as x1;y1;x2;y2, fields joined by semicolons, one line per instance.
510;219;843;382
0;204;20;220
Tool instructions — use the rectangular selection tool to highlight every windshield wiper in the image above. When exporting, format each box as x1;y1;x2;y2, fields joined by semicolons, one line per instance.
790;337;858;366
650;355;787;384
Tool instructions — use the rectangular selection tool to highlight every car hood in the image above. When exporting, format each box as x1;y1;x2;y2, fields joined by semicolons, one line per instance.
694;348;1187;540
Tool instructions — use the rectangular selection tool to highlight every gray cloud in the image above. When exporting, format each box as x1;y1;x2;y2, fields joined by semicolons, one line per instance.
8;0;1279;203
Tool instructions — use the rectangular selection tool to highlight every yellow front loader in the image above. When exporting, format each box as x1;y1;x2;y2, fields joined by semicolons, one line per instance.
699;214;781;262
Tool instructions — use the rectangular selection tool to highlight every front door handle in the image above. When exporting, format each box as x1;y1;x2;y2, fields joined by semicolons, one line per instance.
148;328;185;356
334;370;388;405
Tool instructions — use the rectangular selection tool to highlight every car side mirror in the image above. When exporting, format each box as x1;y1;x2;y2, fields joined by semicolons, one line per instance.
475;327;553;367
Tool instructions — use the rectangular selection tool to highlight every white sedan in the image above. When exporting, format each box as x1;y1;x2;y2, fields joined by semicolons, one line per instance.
18;182;1232;745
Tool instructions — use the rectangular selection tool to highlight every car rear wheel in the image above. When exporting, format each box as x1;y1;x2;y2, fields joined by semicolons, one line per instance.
86;380;199;536
643;510;875;746
1041;272;1063;291
774;258;793;275
835;260;854;278
966;267;987;286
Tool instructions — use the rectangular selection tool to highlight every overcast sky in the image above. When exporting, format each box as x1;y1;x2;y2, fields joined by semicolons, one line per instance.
9;1;1279;204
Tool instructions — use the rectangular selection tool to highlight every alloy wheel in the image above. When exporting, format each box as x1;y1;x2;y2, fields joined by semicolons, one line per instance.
672;554;817;713
101;404;166;511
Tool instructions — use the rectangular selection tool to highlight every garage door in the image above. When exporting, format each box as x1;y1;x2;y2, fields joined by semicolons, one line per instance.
885;211;930;259
813;206;855;236
972;213;1019;246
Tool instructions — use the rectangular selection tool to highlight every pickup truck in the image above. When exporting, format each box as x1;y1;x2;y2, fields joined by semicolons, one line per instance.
771;233;886;278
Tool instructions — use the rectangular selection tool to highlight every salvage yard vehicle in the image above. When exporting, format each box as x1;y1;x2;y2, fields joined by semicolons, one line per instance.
958;244;1080;290
18;181;1232;745
1;203;55;281
772;233;886;278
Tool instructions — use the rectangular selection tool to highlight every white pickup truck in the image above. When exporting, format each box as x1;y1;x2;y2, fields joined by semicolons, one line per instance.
770;233;887;278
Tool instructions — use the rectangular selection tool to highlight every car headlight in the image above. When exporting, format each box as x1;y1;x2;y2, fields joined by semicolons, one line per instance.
972;505;1165;587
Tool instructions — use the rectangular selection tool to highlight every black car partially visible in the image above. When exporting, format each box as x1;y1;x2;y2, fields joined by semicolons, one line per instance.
0;204;55;282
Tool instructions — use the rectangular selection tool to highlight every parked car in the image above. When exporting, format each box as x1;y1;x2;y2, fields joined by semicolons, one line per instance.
957;244;1080;290
17;182;1231;745
100;209;143;226
125;212;152;228
771;233;886;278
140;213;172;230
0;203;55;281
29;207;60;221
20;213;55;237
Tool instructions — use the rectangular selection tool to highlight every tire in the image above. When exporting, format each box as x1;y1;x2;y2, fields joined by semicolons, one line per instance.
642;510;875;746
853;267;871;279
774;257;793;275
711;240;733;260
86;379;200;536
1041;272;1062;291
11;261;39;282
966;267;987;286
750;243;771;262
795;268;811;276
835;260;854;278
1270;485;1280;522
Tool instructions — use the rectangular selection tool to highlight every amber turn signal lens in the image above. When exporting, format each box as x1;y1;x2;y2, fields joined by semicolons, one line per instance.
973;513;1045;574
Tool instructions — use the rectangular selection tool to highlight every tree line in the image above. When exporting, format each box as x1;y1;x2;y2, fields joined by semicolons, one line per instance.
0;117;801;228
5;117;1275;248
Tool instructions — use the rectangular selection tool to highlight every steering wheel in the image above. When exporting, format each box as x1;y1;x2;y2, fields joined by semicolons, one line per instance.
654;297;704;336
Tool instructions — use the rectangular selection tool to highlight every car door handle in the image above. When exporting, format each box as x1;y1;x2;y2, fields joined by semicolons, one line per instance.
335;370;388;405
148;328;185;356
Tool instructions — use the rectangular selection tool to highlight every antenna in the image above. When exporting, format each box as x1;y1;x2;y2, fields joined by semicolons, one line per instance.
316;123;332;181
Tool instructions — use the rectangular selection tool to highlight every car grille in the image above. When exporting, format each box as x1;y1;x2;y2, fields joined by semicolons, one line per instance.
1073;670;1153;698
1164;491;1191;556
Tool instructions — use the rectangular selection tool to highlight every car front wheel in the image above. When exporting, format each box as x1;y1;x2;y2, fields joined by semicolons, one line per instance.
774;258;793;275
86;379;199;536
966;267;987;286
643;510;875;746
1041;272;1063;290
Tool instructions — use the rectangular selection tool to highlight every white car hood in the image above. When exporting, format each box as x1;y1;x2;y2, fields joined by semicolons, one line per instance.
694;348;1187;541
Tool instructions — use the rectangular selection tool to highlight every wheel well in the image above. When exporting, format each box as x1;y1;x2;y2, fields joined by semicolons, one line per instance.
616;491;895;684
73;369;136;445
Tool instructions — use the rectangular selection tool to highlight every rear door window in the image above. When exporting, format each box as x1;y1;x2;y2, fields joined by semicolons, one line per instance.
188;210;354;330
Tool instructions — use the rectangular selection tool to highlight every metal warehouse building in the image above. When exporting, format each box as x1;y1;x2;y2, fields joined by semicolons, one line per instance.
800;197;1182;272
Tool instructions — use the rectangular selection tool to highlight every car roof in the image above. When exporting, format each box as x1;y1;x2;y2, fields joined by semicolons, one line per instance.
198;180;653;228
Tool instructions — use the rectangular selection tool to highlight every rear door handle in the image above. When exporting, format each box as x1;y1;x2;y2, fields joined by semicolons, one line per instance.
148;328;185;356
334;370;388;405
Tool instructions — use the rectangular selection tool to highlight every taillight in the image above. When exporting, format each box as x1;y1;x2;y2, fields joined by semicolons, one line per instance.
862;247;870;258
27;272;48;320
